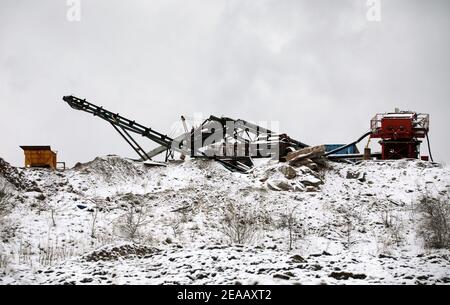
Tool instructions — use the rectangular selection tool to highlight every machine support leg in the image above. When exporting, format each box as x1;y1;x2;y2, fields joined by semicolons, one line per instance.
110;123;151;161
165;149;171;162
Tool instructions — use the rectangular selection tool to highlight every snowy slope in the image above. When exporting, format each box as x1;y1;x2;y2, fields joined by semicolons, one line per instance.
0;156;449;285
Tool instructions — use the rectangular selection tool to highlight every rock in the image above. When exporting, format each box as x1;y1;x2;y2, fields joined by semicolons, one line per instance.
257;268;269;274
273;273;291;280
309;264;322;271
277;181;294;191
286;145;326;163
378;254;396;260
290;158;320;171
416;275;429;281
306;162;319;171
267;179;294;192
290;255;307;263
329;272;367;280
278;165;297;179
285;271;295;278
306;186;318;192
259;175;269;182
80;278;94;283
404;275;414;280
35;194;46;201
289;158;313;167
346;171;366;182
196;273;208;280
301;177;323;187
267;181;281;191
293;184;305;192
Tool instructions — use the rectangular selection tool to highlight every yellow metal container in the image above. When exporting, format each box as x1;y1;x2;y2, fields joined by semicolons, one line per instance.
20;146;57;169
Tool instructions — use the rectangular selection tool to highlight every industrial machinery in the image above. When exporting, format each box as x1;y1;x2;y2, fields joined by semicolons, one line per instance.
324;109;432;162
370;110;430;160
62;95;308;172
62;96;433;168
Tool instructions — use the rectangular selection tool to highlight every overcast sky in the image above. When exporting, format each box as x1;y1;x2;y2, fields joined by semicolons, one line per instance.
1;0;449;167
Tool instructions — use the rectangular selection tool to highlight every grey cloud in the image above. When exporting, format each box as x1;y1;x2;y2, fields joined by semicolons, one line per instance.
1;0;449;166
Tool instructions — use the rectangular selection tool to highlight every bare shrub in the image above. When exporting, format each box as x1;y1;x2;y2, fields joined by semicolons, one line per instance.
17;240;33;266
0;184;8;203
219;202;259;245
343;215;353;249
418;191;450;249
0;218;17;243
379;219;404;254
0;182;17;243
0;253;10;272
0;179;12;213
170;216;183;238
115;206;151;241
337;204;365;249
381;209;395;228
169;206;192;237
336;206;355;250
47;203;63;227
94;231;116;247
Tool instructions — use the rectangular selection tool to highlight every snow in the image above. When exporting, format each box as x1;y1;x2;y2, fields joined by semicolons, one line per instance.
0;155;449;285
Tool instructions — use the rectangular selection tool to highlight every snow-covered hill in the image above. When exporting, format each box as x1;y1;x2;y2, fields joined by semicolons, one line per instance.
0;156;449;285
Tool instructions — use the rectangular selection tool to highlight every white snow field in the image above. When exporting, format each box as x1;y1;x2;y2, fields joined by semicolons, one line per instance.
0;155;449;285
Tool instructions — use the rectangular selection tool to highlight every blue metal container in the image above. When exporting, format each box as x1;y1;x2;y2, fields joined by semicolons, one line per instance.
325;144;360;155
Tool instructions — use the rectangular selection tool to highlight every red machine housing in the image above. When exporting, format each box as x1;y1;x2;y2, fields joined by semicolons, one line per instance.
370;111;429;160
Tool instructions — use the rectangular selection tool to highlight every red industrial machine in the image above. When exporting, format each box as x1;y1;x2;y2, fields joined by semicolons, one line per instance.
370;110;430;160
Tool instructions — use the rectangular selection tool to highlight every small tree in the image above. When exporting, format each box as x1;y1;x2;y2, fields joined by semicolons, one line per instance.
50;208;57;227
279;205;302;251
287;205;301;251
91;209;99;238
116;206;150;241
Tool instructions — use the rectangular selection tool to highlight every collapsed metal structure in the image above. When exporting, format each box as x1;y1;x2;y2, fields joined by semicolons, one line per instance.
62;96;308;172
